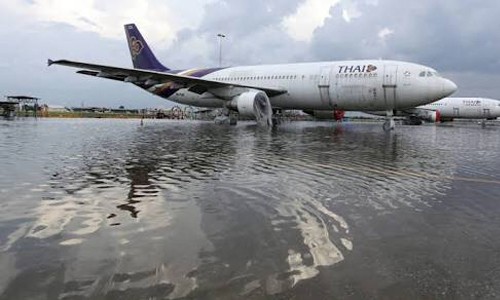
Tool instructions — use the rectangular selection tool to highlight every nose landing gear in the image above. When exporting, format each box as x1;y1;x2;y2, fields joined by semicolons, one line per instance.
383;110;396;131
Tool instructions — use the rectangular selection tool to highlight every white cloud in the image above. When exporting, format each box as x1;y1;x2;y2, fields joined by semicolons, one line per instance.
341;9;351;22
1;0;211;47
365;0;379;6
341;2;362;23
378;27;394;40
282;0;340;42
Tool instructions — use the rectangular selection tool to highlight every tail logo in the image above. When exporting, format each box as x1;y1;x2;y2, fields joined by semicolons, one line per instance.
129;36;144;60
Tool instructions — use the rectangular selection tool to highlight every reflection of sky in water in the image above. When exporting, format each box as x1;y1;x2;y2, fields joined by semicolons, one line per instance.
1;119;500;298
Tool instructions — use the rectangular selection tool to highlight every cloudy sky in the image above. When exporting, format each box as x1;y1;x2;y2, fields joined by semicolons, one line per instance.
1;0;499;108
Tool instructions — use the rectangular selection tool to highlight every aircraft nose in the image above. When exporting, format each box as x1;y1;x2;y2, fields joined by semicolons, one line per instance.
442;78;458;97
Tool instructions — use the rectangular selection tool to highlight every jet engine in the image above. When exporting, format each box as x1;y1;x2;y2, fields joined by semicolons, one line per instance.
229;90;273;126
421;110;441;123
429;111;441;123
415;110;442;123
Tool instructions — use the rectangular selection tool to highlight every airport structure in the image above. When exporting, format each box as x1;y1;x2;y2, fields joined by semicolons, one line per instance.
0;95;40;118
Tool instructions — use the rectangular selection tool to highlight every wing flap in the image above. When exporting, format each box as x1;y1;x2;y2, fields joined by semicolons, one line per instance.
76;70;128;82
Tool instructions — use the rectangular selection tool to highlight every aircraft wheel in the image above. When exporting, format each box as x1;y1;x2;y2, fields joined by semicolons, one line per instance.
383;119;395;131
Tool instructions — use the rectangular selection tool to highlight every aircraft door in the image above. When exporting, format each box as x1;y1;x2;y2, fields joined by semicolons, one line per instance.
483;108;491;118
318;66;333;109
453;107;460;117
383;65;398;109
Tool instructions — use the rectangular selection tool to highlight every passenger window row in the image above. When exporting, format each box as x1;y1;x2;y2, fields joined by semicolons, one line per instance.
213;75;299;81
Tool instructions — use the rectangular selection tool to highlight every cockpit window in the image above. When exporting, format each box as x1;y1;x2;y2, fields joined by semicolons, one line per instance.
420;71;440;78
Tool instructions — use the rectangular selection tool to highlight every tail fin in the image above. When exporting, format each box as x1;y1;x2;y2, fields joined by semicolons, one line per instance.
124;24;169;71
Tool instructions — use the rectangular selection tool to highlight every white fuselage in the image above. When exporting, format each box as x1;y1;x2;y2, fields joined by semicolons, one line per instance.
161;60;456;112
418;97;500;119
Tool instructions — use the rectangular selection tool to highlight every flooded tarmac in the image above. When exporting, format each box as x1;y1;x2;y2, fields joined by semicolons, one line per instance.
1;118;500;299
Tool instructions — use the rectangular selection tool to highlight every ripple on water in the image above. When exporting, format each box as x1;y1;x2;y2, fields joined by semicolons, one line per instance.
2;120;500;298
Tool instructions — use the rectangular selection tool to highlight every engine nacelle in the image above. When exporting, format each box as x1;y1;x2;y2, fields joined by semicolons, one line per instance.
426;110;441;123
417;110;442;123
431;111;441;123
229;90;272;126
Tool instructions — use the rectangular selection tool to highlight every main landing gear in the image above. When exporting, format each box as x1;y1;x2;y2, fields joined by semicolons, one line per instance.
383;110;396;131
272;109;284;127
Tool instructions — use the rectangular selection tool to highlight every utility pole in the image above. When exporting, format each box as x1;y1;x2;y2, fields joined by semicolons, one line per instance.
217;33;226;67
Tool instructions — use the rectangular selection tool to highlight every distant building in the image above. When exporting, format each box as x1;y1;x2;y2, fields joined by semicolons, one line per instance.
1;95;40;117
46;105;70;112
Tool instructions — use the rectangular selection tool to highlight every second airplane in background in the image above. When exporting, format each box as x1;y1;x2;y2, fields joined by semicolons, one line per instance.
48;24;457;130
401;97;500;126
308;97;500;127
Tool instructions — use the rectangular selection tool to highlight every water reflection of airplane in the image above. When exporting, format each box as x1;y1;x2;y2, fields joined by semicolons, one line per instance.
114;125;240;219
48;24;456;130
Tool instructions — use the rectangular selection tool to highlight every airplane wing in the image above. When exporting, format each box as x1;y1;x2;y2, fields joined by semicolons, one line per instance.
48;59;287;98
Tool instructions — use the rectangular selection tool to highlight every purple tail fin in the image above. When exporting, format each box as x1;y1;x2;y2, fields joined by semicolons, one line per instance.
124;24;169;71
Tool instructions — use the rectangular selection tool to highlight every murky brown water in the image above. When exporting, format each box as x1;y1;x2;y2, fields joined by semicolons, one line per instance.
1;118;500;299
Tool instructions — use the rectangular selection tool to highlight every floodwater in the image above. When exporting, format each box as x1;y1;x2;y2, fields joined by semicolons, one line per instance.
1;118;500;300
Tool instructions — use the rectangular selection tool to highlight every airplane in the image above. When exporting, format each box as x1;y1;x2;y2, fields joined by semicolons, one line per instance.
409;97;500;125
48;23;457;130
306;97;500;127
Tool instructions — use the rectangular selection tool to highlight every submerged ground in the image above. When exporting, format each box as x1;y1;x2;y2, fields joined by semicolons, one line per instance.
1;119;500;299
